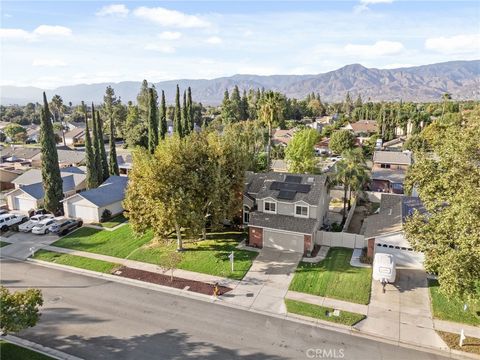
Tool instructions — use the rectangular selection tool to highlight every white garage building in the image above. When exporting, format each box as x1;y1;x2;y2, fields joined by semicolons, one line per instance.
363;194;425;268
62;176;128;223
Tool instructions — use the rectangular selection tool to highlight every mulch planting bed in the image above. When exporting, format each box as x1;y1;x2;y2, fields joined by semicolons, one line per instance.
112;266;232;296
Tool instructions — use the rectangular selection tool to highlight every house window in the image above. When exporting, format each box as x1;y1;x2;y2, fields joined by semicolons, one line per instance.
380;163;391;169
243;206;250;224
264;201;276;213
295;205;308;217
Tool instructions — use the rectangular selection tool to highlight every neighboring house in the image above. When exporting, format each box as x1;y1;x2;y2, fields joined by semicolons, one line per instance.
370;150;412;194
66;121;86;131
307;116;333;133
25;125;41;143
62;176;128;223
244;172;330;255
314;137;362;156
117;154;133;175
0;146;41;163
382;137;406;151
272;129;296;147
271;159;288;173
64;128;86;146
344;120;378;136
363;193;425;268
31;148;86;167
0;166;23;191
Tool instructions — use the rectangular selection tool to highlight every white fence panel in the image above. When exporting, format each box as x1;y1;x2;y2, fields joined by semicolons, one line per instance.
316;231;365;249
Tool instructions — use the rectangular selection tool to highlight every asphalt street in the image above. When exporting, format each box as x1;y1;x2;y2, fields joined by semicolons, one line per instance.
0;259;449;360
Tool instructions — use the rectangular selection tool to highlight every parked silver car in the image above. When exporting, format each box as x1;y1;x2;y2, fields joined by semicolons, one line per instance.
18;214;54;232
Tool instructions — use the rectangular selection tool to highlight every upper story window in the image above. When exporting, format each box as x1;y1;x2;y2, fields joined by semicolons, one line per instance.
380;163;391;169
295;205;308;217
264;201;276;213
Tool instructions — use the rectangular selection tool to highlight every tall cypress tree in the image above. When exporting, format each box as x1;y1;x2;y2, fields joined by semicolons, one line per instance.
174;84;183;137
40;92;63;213
91;103;102;184
182;90;189;136
108;106;119;176
84;102;99;189
147;87;159;154
96;111;109;182
159;90;167;140
187;87;194;131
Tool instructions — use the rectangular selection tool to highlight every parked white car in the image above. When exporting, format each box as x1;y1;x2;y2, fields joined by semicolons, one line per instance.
18;214;54;233
31;218;56;235
0;213;28;232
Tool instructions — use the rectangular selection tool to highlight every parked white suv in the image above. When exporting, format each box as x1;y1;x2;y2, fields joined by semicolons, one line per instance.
18;214;54;233
31;218;56;235
0;214;29;232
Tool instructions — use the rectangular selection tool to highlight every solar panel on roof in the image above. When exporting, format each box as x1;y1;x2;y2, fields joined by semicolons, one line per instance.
278;190;297;200
270;181;311;193
285;175;302;183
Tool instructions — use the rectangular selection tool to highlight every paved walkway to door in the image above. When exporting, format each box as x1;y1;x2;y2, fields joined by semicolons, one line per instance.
221;248;302;315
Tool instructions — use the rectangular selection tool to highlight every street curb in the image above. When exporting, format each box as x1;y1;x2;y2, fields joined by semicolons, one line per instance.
16;257;475;360
1;334;83;360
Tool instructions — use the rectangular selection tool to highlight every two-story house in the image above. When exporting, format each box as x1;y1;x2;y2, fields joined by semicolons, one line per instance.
243;173;329;255
370;150;412;194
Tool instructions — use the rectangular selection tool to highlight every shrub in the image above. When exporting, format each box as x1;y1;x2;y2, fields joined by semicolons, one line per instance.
101;209;112;222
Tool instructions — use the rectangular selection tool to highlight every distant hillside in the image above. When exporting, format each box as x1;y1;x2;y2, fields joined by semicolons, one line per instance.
1;60;479;105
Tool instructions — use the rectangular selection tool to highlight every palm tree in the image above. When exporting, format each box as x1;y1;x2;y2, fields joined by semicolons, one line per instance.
258;91;284;171
50;94;66;146
334;148;369;223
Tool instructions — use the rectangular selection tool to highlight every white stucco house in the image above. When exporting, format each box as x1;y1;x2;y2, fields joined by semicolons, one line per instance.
62;176;128;223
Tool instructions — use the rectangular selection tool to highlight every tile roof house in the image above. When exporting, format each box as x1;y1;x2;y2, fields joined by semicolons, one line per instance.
344;120;378;135
243;172;329;255
363;194;425;268
370;150;412;194
62;176;128;223
272;129;296;147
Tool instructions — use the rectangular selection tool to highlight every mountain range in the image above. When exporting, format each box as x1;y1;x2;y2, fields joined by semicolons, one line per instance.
1;60;479;106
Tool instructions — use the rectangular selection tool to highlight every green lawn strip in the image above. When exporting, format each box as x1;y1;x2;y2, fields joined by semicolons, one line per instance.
52;226;256;280
0;241;11;248
33;250;118;273
436;331;480;355
428;279;480;326
93;214;128;228
0;340;54;360
285;299;366;326
289;247;372;305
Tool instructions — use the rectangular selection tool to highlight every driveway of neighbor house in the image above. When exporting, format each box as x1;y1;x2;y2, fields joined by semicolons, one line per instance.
0;232;59;260
222;248;302;315
355;268;448;350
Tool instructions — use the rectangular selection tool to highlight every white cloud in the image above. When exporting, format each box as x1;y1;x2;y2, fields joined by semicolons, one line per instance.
425;34;480;54
144;43;176;53
206;36;222;44
158;31;182;40
0;28;33;40
344;40;405;56
133;6;210;28
96;4;129;17
382;63;415;69
33;25;72;37
32;58;67;67
355;0;394;13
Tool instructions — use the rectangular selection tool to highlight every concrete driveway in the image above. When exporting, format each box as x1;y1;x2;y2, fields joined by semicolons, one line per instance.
222;248;302;315
0;231;59;260
355;268;448;350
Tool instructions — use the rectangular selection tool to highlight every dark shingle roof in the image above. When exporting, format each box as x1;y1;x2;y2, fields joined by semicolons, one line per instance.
74;176;128;207
20;175;76;200
249;212;318;234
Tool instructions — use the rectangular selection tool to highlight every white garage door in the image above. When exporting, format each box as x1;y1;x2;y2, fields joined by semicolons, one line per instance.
263;229;304;253
375;243;424;268
14;197;36;211
70;205;98;223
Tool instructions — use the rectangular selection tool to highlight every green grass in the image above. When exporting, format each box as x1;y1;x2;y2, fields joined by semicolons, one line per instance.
0;241;11;248
428;279;480;326
93;214;128;228
289;247;372;305
33;250;119;273
52;226;257;280
285;299;366;326
0;340;54;360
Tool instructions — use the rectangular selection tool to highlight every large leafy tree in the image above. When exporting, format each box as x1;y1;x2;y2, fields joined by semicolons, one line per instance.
329;129;356;155
147;87;159;154
4;123;27;142
0;287;43;335
285;128;319;173
83;103;99;188
40;92;63;213
404;106;480;301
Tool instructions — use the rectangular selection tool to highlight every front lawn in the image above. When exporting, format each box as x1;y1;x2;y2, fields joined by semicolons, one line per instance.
428;279;480;326
289;247;372;305
52;226;257;280
33;250;119;273
0;241;11;248
93;213;128;228
0;340;54;360
285;299;366;326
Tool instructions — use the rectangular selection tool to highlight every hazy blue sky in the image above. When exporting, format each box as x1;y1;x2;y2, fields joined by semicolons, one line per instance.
1;1;479;88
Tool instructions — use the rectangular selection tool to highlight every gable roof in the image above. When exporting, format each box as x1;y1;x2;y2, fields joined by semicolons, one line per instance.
347;120;378;134
0;146;42;161
67;176;128;207
373;150;412;165
249;211;317;235
64;128;86;139
12;175;76;200
383;137;406;147
31;148;86;165
371;168;407;183
12;167;86;187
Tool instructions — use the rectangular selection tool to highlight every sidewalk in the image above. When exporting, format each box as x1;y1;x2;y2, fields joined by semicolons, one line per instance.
286;290;368;315
434;319;480;338
43;245;240;289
